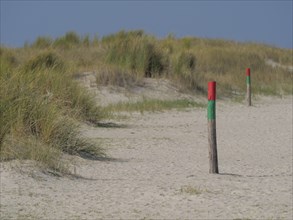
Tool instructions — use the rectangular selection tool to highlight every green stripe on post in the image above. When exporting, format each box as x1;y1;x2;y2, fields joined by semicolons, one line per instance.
207;100;216;120
246;76;251;85
246;68;251;85
246;68;252;106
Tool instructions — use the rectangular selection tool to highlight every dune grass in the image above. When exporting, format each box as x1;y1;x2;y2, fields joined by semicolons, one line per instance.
99;31;292;97
1;30;292;171
0;50;105;172
104;99;205;113
4;30;292;97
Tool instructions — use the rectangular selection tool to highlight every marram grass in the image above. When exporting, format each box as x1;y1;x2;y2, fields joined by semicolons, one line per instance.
1;30;292;172
0;54;105;172
3;30;292;97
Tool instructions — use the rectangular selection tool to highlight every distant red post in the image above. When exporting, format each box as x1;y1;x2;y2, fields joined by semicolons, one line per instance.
207;81;219;174
246;68;251;106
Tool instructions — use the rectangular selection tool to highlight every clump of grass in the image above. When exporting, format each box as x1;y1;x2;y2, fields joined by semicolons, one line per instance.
50;117;105;159
95;64;143;87
102;30;167;78
170;51;205;92
53;31;81;49
32;36;54;49
24;51;65;72
0;47;19;72
1;135;64;171
104;99;204;113
0;55;105;172
22;52;104;123
180;185;206;195
174;51;196;74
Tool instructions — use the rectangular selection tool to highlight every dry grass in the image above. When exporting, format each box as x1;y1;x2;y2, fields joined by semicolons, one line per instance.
0;50;105;172
104;99;205;113
180;185;209;195
3;30;292;97
1;30;292;171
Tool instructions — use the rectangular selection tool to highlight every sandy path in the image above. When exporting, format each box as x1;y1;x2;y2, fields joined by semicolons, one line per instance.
1;96;292;219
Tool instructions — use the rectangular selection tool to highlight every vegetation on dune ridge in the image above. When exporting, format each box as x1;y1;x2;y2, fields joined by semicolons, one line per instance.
0;30;292;171
4;30;292;96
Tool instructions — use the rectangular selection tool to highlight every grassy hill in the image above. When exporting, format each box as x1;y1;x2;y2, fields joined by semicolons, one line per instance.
1;30;292;171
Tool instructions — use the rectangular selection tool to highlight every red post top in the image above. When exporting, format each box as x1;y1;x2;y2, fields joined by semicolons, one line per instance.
208;81;216;100
246;68;251;76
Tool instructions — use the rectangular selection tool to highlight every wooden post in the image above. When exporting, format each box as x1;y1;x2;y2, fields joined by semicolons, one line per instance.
246;68;251;106
207;81;219;174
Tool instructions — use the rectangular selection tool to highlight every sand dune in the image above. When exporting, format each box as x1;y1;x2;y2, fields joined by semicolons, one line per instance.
1;96;292;219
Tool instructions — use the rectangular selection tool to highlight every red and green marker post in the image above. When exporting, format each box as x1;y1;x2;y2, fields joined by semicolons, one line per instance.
208;81;216;120
207;81;219;174
246;68;251;106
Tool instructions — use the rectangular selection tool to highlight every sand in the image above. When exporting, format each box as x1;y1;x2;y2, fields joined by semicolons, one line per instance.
1;95;292;219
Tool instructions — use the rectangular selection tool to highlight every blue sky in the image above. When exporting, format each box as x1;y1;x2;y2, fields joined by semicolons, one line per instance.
1;0;292;49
